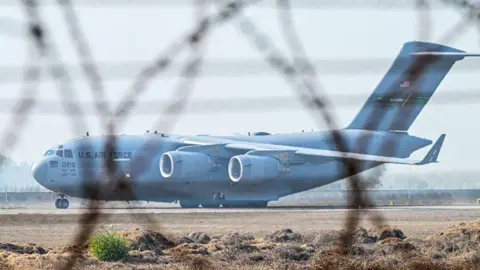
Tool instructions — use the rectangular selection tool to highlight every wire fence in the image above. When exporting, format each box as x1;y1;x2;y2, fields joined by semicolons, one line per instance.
1;0;480;268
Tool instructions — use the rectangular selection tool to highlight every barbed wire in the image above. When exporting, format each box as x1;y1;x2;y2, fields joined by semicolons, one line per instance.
58;0;111;128
4;0;480;268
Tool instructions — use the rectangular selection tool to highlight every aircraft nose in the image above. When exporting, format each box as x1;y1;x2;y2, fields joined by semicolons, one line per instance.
32;162;47;184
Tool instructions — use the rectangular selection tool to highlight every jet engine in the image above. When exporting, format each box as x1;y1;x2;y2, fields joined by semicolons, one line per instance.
228;155;283;183
160;151;214;179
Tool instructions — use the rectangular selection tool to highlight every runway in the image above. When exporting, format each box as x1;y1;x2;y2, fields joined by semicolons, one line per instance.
1;204;479;248
1;204;480;215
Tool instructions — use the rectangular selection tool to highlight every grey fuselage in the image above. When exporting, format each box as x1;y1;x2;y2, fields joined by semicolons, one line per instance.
31;129;431;202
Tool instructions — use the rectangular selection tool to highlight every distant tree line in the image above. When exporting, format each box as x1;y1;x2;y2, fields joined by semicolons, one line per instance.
0;154;47;192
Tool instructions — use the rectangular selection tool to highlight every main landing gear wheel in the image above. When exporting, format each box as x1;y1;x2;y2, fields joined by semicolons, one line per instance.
201;192;224;208
250;201;268;208
222;200;269;208
201;201;221;208
55;198;69;209
179;200;200;208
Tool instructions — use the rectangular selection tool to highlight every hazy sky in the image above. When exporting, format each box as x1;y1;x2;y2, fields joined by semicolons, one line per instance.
0;0;480;179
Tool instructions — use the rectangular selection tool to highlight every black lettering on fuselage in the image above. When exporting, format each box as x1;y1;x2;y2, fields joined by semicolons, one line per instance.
78;151;133;159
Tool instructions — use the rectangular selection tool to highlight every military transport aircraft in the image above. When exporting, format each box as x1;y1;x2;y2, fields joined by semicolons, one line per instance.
32;41;479;209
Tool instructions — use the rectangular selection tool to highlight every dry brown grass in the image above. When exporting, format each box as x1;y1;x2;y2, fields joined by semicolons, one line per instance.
1;220;480;269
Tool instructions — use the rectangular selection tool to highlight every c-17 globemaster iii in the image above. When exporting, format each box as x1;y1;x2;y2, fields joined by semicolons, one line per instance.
32;41;479;209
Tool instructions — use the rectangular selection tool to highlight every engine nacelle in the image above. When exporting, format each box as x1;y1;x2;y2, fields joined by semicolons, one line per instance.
160;151;214;179
228;155;283;183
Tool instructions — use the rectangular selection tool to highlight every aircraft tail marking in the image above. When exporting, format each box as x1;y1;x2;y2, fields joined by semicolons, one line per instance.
346;41;480;131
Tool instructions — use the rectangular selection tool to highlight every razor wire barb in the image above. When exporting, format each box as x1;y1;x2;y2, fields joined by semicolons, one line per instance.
6;0;480;268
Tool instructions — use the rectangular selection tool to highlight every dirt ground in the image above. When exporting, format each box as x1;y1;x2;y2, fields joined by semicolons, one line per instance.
1;206;479;249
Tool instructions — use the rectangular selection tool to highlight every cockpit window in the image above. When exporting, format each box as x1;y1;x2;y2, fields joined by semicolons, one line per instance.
56;150;63;157
44;150;55;156
65;149;73;158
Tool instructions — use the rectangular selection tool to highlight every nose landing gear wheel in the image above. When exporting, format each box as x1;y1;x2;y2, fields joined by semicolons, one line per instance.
55;198;70;209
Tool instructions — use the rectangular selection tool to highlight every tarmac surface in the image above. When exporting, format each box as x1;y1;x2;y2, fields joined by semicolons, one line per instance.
1;204;480;214
1;203;480;248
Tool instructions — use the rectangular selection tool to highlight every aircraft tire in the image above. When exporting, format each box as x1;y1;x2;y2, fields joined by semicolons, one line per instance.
201;202;221;208
55;198;70;209
222;201;268;208
179;201;199;208
61;199;70;209
249;201;268;208
55;199;61;209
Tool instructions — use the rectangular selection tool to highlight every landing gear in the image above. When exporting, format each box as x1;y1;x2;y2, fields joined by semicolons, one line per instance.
179;193;226;208
201;201;221;208
250;201;268;208
202;192;225;208
179;200;200;208
55;198;69;209
55;195;69;209
178;194;269;209
222;200;269;208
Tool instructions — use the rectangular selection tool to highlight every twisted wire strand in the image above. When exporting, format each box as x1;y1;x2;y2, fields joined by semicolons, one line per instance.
57;0;112;128
0;30;42;162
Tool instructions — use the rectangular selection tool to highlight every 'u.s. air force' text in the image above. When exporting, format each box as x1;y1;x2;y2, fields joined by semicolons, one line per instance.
78;151;133;159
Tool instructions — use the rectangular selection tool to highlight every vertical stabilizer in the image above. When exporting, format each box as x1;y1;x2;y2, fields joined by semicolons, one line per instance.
346;41;469;131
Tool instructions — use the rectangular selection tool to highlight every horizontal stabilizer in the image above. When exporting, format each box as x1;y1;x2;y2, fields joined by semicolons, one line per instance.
415;134;446;165
410;52;480;58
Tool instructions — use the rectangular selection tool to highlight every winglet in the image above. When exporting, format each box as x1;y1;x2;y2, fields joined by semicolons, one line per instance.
415;134;446;165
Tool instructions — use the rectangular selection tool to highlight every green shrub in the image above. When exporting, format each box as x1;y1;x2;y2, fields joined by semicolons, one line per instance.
88;231;130;261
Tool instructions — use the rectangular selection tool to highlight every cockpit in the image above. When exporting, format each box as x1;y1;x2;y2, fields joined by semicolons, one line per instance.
43;145;74;158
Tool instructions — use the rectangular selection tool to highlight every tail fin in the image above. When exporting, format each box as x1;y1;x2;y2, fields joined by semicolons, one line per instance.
346;41;480;131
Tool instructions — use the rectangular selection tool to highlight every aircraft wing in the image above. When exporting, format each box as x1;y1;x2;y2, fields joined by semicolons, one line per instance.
181;134;446;166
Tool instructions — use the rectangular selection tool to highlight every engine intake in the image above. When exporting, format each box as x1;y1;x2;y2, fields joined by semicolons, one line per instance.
228;155;282;183
160;151;214;179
